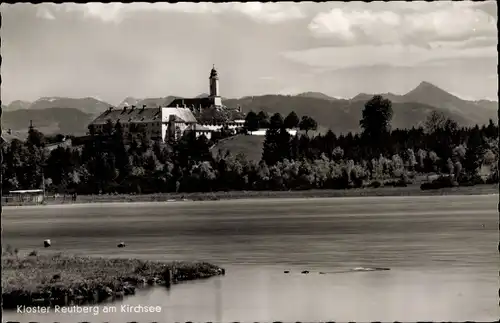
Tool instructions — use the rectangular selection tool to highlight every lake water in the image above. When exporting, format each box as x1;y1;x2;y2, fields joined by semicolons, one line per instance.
2;195;499;322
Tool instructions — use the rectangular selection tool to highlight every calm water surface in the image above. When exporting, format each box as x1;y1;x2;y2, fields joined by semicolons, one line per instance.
2;195;499;322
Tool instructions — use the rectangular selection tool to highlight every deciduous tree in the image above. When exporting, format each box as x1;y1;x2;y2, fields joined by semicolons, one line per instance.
284;111;300;129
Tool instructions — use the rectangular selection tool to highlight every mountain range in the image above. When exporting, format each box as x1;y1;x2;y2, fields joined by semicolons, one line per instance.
1;107;95;137
1;82;497;136
116;96;181;109
115;94;230;108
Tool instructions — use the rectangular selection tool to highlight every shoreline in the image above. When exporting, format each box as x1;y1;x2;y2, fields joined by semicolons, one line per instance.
2;252;224;310
3;184;498;208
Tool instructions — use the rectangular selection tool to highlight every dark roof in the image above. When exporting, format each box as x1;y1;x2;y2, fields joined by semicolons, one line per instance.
90;107;162;125
167;97;215;108
90;107;198;125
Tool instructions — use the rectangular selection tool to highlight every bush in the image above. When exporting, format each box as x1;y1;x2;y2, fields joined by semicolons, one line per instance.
459;173;485;186
384;179;408;187
394;180;408;187
434;175;457;186
420;182;433;190
484;164;498;184
368;180;382;188
485;174;499;184
420;175;457;190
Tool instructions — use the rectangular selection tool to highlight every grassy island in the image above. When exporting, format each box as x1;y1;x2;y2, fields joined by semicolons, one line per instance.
2;251;225;309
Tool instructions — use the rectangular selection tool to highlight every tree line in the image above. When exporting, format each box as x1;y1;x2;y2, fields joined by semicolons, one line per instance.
1;95;498;195
243;110;318;135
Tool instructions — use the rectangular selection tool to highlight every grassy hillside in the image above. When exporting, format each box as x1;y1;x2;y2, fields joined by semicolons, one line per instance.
211;134;265;163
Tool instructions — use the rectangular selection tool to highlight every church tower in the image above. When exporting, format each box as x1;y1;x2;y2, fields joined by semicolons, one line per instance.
209;65;222;108
209;65;220;97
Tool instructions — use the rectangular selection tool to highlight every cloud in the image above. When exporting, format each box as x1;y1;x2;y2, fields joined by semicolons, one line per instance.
42;2;306;24
231;2;306;24
2;2;496;103
308;2;496;46
282;44;496;70
429;36;497;50
309;9;401;43
36;6;55;20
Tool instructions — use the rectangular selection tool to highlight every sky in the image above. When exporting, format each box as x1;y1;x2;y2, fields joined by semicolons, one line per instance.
1;1;498;105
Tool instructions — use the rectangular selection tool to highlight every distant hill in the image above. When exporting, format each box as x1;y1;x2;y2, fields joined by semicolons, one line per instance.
223;82;496;133
3;100;32;111
473;99;498;110
223;95;465;134
402;82;498;125
117;97;142;108
296;92;340;101
350;82;497;126
224;95;356;134
212;83;497;163
29;97;111;116
2;107;93;136
351;92;401;103
2;81;496;136
3;97;112;116
134;96;181;108
195;93;230;100
1;97;110;135
120;94;231;108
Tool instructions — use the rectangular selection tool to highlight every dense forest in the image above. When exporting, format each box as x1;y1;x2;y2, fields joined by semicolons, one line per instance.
1;95;498;194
